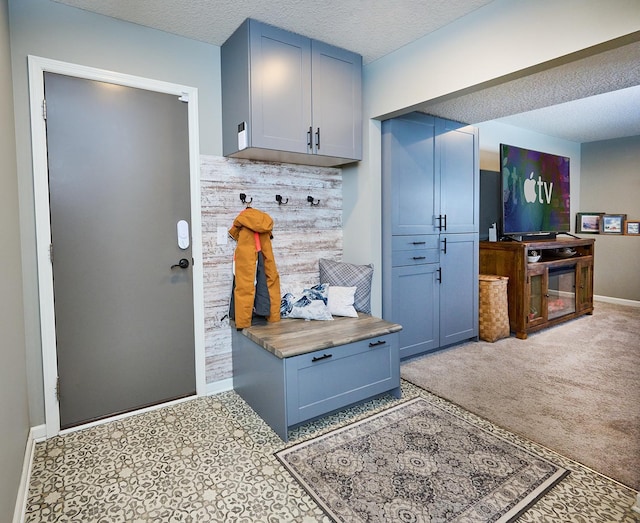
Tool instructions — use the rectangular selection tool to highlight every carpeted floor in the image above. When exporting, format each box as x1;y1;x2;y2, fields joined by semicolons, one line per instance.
401;300;640;491
25;382;639;522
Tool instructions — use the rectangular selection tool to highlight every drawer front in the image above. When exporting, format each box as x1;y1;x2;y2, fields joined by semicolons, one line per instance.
392;248;439;267
392;235;439;251
285;333;400;426
392;235;439;267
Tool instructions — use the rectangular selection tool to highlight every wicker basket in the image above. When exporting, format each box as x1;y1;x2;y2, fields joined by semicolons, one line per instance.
478;275;510;342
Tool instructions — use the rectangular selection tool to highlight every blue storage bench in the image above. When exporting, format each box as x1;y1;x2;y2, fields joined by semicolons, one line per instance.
232;313;402;441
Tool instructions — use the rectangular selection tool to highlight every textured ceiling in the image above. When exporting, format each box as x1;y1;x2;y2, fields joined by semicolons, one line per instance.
51;0;640;143
419;40;640;143
51;0;494;64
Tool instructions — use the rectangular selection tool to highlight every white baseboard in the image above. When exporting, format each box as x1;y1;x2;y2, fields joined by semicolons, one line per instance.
594;295;640;307
13;428;38;523
30;424;47;442
205;377;233;396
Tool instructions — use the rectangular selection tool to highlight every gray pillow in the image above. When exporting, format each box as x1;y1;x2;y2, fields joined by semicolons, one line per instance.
319;259;373;314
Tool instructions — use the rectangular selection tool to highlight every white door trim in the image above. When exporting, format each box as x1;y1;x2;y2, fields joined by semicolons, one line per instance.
28;56;206;437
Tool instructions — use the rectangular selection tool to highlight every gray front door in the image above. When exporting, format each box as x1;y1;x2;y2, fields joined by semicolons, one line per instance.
44;72;196;429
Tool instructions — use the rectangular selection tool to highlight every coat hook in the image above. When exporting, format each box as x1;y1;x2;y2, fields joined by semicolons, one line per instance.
275;194;288;205
307;195;320;206
240;193;252;205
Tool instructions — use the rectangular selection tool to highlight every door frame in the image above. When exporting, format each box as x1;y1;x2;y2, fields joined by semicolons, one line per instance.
28;56;206;437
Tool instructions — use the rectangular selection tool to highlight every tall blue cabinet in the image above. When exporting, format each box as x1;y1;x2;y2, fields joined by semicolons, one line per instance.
382;112;479;359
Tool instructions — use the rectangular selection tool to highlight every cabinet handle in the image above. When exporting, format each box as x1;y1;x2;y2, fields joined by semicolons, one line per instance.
369;340;387;347
437;267;442;283
436;215;443;230
443;214;447;231
315;127;320;150
311;353;332;362
307;126;313;150
412;241;426;245
441;237;447;254
412;256;426;260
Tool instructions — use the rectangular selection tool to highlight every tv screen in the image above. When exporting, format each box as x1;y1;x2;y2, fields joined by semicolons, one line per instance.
501;143;570;236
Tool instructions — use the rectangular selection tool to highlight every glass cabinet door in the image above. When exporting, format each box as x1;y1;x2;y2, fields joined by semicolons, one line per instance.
576;260;593;312
527;269;547;325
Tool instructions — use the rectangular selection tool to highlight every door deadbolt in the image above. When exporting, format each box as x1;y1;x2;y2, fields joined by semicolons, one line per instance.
171;258;190;269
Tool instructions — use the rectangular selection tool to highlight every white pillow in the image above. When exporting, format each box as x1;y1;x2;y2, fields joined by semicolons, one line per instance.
327;285;358;317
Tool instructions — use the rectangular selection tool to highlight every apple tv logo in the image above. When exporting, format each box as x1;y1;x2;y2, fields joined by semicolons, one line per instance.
523;171;553;204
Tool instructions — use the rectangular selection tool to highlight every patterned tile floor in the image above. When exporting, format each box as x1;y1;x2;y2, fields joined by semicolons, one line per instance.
26;382;639;522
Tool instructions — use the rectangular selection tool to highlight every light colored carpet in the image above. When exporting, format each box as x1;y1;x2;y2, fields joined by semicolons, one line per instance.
401;301;640;490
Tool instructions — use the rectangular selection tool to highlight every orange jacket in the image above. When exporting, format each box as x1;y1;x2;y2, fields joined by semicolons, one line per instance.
228;208;281;328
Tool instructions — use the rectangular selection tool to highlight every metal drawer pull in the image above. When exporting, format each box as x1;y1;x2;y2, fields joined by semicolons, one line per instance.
312;353;332;362
412;256;426;260
369;340;387;347
412;241;426;245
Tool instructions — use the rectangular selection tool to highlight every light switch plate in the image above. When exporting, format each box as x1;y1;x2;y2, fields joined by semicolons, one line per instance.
217;226;228;245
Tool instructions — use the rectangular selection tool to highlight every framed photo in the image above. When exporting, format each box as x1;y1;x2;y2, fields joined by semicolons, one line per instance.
600;214;627;234
624;220;640;235
576;212;604;233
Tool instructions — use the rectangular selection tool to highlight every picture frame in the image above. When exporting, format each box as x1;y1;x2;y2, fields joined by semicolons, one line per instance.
575;212;604;234
624;220;640;235
600;214;627;234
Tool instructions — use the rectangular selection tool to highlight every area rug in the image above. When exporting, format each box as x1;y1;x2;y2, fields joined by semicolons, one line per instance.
276;397;569;523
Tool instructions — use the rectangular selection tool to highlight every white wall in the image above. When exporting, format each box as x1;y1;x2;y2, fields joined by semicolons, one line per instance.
9;0;222;425
345;0;640;316
0;0;29;520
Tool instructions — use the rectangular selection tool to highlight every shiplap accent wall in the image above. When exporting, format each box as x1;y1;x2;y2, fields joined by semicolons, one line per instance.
200;155;343;384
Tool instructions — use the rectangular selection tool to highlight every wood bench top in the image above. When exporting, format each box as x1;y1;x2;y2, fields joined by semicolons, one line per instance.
237;313;402;358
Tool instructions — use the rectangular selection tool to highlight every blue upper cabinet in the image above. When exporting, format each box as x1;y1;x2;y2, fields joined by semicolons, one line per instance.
381;114;479;236
382;113;437;236
437;119;479;233
222;19;362;167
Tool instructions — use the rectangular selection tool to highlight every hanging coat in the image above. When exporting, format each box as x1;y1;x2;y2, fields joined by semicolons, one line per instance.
228;208;281;329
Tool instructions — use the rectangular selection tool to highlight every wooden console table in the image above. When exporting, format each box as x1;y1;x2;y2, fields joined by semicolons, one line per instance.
480;237;595;339
232;314;402;441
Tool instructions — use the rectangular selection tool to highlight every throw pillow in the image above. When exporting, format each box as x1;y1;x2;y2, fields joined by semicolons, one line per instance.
327;286;358;317
319;259;373;314
280;283;333;321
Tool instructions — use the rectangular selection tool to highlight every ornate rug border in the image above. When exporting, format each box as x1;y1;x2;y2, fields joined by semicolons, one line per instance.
275;397;570;523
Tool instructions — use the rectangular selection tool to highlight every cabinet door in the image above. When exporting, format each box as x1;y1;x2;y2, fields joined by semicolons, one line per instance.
249;21;312;153
382;114;437;235
391;264;439;359
311;41;362;160
437;120;479;233
439;233;478;346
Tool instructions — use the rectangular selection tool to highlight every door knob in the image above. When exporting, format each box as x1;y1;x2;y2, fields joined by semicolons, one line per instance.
171;258;190;269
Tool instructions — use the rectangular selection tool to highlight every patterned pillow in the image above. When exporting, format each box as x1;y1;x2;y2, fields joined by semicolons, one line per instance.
319;259;373;314
280;283;333;321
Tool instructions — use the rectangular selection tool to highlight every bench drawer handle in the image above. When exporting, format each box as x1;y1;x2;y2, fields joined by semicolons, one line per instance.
312;353;332;362
369;340;387;347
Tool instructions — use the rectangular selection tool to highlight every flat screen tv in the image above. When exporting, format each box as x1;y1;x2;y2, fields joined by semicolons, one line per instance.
501;143;570;237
